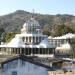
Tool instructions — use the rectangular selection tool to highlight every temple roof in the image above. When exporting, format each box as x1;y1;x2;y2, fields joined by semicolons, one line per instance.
1;55;54;71
7;37;25;48
48;33;75;39
39;38;55;48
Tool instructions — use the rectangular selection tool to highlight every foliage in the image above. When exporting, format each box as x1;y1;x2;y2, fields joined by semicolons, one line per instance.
43;29;51;36
0;27;5;37
0;10;75;34
51;24;75;37
0;27;5;42
0;10;75;41
5;32;16;43
43;25;51;36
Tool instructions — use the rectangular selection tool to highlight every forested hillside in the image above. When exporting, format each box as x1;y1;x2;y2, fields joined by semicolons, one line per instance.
0;10;75;37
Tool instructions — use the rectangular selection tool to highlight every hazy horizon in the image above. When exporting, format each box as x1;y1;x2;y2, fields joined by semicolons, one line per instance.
0;0;75;16
1;9;75;16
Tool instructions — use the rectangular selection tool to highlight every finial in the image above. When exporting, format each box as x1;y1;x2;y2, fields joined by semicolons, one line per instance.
32;9;35;18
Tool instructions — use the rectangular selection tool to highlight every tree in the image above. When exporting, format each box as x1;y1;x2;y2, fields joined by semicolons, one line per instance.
43;29;51;36
5;32;16;43
43;25;51;36
51;24;75;37
0;27;5;36
0;27;5;42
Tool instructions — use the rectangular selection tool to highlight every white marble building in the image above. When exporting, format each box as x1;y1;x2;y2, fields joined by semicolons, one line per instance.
48;33;75;47
0;18;55;57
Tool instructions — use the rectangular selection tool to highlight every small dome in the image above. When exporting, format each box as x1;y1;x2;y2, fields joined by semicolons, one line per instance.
39;38;55;48
56;42;72;51
7;37;25;48
61;42;72;50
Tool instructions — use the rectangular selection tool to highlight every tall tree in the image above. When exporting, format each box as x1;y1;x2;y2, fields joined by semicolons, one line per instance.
0;27;5;42
43;25;51;36
51;24;75;37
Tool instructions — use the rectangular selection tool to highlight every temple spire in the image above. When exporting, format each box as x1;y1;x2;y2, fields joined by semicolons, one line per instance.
32;9;35;18
31;9;35;33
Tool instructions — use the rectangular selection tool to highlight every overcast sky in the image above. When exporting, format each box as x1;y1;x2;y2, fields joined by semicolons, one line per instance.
0;0;75;15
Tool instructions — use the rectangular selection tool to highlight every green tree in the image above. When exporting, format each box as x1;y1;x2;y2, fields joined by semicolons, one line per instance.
43;29;51;36
51;24;74;37
0;27;5;42
43;25;51;36
0;27;5;36
5;32;16;43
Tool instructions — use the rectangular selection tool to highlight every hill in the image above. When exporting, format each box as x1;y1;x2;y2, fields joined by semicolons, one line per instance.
0;10;75;33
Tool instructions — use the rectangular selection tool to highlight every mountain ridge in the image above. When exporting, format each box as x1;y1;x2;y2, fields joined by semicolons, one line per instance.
0;10;75;33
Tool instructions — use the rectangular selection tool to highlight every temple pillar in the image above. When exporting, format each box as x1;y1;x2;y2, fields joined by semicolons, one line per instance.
35;36;36;43
28;37;29;43
47;49;49;54
24;48;25;55
25;37;26;43
20;48;22;54
38;37;39;43
10;48;12;55
38;48;40;54
41;49;43;54
44;48;46;54
28;48;29;55
31;37;33;43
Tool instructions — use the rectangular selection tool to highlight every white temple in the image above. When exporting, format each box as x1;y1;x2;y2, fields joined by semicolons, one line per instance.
48;33;75;47
0;17;74;58
0;18;55;57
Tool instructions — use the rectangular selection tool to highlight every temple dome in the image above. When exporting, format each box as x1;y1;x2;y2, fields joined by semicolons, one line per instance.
25;18;40;28
7;37;25;48
21;18;40;33
61;42;72;50
56;42;72;53
39;38;54;48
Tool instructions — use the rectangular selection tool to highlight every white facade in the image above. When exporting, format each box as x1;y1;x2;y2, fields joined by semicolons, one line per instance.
48;33;75;53
0;18;52;48
1;58;48;75
0;18;55;57
48;33;75;47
